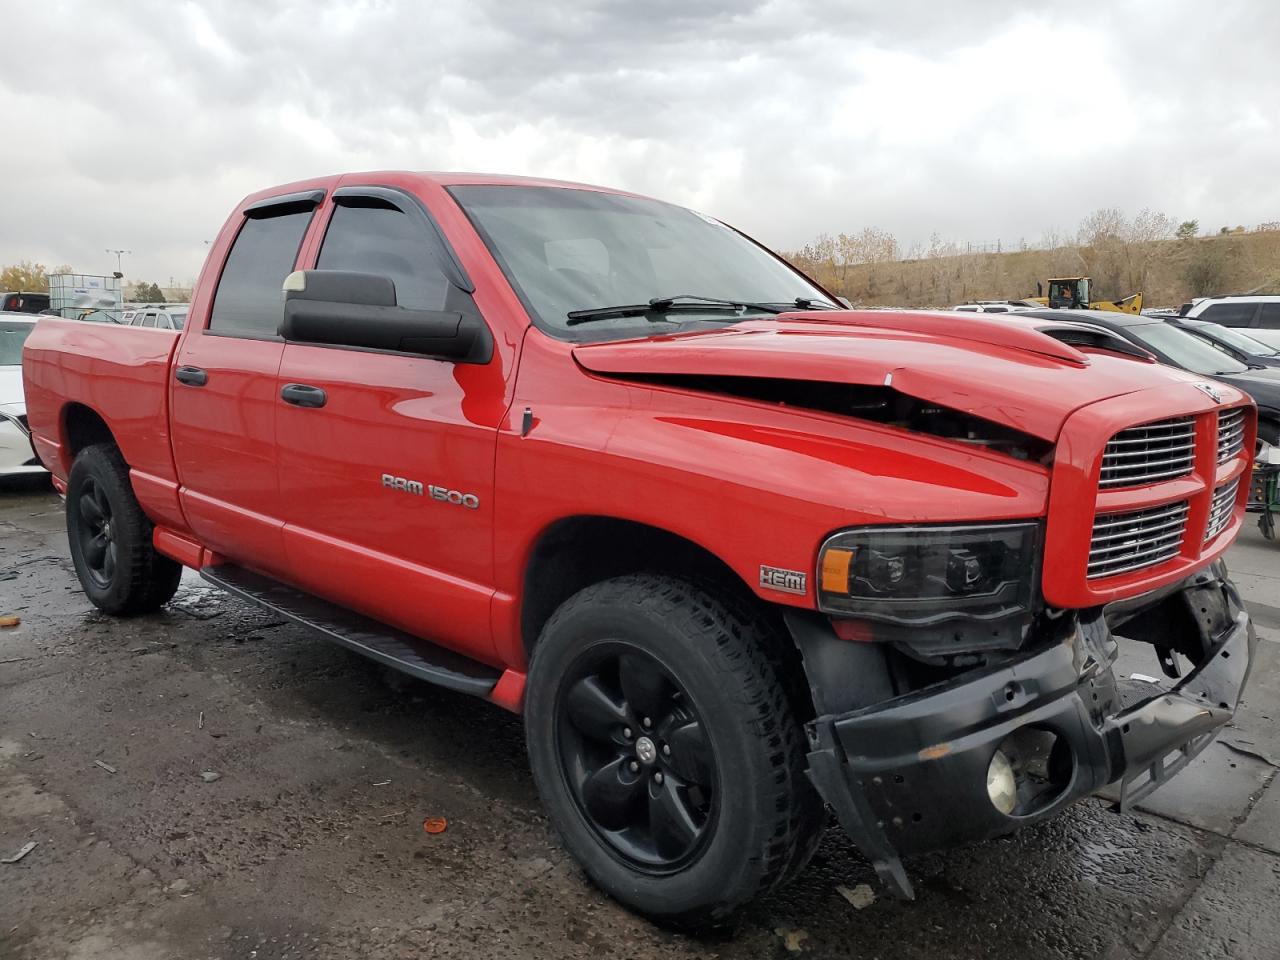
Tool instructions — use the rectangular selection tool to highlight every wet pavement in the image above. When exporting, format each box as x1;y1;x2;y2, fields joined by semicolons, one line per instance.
2;480;1278;960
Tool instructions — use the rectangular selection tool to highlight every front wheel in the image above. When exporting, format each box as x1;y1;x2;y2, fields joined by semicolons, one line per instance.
524;575;823;928
66;443;182;615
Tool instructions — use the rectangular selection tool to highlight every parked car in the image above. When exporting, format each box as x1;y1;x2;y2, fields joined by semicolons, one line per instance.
22;173;1257;926
951;300;1037;313
1167;317;1280;369
0;313;46;478
1;292;51;314
1022;309;1280;451
75;309;123;324
1183;296;1280;349
126;306;187;330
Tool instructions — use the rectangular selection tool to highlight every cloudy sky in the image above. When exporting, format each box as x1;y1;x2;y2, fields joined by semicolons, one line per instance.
1;0;1277;286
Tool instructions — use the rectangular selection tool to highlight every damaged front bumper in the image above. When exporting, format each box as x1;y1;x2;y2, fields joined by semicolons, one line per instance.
797;563;1256;900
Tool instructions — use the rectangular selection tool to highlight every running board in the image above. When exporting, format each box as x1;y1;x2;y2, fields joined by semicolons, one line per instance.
200;564;501;698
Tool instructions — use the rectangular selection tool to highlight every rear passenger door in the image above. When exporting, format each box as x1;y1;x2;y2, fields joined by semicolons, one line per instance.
171;191;321;570
273;187;503;661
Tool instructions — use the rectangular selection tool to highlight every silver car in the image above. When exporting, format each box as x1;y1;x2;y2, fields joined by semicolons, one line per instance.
0;313;46;478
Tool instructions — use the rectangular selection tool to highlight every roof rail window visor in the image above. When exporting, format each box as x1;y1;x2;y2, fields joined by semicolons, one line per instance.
209;192;322;339
330;186;474;294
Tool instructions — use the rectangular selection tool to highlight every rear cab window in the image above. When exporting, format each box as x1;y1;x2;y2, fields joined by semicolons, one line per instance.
209;201;316;339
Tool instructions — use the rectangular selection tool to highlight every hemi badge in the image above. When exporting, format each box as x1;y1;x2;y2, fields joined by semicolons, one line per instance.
760;565;807;596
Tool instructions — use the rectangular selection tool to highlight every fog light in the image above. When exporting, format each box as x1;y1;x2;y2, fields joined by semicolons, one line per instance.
987;749;1018;815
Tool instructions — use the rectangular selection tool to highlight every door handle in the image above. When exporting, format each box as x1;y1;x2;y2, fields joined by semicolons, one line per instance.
281;383;327;408
174;366;208;387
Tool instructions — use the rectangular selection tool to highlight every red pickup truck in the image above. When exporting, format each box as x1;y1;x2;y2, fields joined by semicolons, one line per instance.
22;172;1257;927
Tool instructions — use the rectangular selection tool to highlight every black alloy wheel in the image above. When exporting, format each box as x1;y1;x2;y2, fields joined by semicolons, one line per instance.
557;643;717;871
524;574;824;927
75;475;117;589
66;443;182;615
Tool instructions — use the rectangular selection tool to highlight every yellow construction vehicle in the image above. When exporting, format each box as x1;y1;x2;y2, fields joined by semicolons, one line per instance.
1030;277;1142;314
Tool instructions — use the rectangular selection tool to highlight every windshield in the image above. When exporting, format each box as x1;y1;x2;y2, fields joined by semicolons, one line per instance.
449;185;834;339
0;321;34;365
1186;319;1280;357
1128;322;1250;375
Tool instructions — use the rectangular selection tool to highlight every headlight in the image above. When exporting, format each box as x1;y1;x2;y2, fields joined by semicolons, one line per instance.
817;522;1040;624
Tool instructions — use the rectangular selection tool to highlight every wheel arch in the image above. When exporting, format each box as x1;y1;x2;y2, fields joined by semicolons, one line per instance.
62;403;119;469
519;515;763;657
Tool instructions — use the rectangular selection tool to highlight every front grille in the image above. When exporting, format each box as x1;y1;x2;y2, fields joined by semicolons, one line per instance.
1088;500;1189;579
1217;408;1245;463
1205;479;1239;543
1099;417;1196;488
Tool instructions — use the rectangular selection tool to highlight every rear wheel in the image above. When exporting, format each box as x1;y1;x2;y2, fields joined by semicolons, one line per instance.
524;574;823;928
66;444;182;615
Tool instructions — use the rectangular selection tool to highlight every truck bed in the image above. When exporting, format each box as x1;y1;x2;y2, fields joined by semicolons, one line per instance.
23;318;181;509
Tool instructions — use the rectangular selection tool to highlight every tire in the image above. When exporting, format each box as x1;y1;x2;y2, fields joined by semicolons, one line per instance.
66;443;182;615
524;574;823;928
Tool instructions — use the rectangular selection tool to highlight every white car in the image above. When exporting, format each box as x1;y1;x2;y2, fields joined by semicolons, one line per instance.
1184;296;1280;350
0;312;46;478
952;301;1037;314
126;305;188;331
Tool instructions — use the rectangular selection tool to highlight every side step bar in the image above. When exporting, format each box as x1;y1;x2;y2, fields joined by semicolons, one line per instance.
200;564;501;698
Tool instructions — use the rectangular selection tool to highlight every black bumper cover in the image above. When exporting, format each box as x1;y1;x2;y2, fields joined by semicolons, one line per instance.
799;565;1256;899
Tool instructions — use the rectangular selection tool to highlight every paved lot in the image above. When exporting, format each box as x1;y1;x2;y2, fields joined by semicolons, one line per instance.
2;480;1278;960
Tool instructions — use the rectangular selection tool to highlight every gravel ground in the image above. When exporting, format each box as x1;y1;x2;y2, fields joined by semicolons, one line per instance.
2;480;1278;960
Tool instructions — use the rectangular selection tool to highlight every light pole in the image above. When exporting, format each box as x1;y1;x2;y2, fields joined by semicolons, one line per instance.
106;248;130;274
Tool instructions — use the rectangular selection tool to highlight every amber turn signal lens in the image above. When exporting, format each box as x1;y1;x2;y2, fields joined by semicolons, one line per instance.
821;547;855;594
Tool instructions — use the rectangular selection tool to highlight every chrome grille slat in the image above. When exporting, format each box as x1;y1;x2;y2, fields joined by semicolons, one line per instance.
1092;503;1186;531
1217;409;1245;463
1087;501;1189;579
1204;479;1239;543
1102;443;1196;460
1099;417;1195;489
1088;526;1185;552
1089;515;1187;542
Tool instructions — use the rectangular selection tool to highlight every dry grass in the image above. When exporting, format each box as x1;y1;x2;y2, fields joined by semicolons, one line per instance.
786;231;1280;309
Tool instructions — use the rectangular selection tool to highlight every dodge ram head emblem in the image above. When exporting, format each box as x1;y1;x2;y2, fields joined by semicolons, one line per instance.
760;565;807;595
1194;381;1225;403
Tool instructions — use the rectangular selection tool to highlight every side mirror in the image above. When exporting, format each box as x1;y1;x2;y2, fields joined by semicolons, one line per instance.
280;270;491;363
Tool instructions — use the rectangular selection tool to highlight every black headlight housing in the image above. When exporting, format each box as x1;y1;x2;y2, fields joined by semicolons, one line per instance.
817;522;1041;627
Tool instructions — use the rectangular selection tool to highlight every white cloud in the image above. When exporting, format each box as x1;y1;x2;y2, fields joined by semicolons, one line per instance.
0;0;1276;285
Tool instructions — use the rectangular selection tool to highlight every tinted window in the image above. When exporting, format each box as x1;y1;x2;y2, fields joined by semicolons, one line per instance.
141;313;157;328
169;312;187;330
1200;302;1258;327
316;200;451;311
1185;320;1280;357
1260;303;1280;330
210;208;313;337
1127;322;1249;375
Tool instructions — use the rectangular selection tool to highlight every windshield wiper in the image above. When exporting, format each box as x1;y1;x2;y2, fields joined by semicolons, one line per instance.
566;294;785;326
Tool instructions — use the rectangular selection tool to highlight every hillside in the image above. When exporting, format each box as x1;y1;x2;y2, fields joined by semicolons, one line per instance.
784;229;1280;309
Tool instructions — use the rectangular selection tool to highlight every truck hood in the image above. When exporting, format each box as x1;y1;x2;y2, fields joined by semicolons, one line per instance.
572;312;1210;441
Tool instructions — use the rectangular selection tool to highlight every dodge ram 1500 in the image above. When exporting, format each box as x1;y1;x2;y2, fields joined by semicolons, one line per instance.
22;172;1257;926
